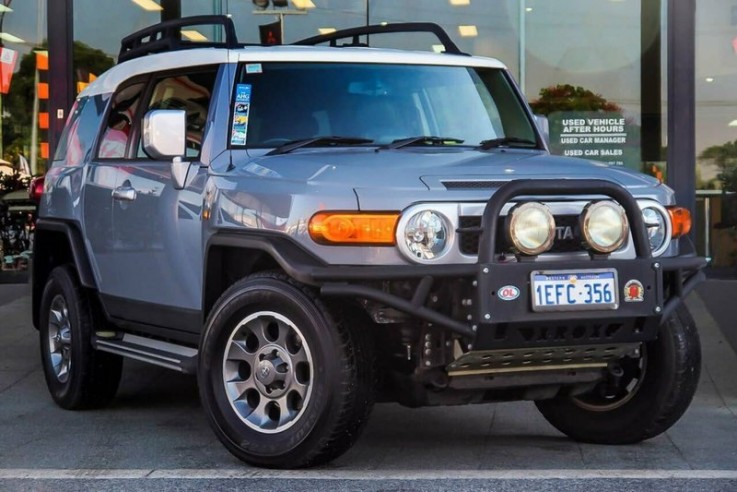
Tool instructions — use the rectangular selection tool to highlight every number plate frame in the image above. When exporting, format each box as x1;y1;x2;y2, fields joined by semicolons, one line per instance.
530;268;619;312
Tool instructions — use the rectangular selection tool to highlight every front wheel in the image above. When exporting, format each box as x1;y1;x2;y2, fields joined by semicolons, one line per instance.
535;304;701;444
198;273;375;468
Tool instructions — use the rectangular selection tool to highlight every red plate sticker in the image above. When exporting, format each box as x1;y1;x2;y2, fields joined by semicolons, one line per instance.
623;279;644;302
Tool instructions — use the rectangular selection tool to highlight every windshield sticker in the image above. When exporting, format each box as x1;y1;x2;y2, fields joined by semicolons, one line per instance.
245;63;263;74
231;84;252;146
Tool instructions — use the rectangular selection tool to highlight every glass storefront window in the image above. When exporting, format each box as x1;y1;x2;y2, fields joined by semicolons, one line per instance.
696;0;737;267
12;0;669;232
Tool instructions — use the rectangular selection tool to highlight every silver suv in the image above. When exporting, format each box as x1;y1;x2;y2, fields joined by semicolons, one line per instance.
33;16;706;468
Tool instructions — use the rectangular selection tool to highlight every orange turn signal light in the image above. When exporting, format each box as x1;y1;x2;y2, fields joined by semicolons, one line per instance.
667;206;692;238
308;212;399;245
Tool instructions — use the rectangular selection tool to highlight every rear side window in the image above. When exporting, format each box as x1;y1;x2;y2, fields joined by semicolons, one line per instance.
53;94;108;165
137;69;218;159
98;82;145;159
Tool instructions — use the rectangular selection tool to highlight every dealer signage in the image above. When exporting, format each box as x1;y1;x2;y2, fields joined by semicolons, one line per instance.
547;111;640;170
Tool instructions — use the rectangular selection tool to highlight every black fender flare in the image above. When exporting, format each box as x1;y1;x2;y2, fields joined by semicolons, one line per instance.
32;219;97;328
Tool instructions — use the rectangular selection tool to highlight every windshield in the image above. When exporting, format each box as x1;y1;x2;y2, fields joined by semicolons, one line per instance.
232;62;539;148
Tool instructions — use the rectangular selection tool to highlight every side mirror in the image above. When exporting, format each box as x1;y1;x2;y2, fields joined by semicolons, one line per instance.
533;114;550;146
142;109;186;160
142;109;189;189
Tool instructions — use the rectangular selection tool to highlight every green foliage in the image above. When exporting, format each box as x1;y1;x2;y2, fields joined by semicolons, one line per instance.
699;140;737;192
529;84;622;115
3;41;114;171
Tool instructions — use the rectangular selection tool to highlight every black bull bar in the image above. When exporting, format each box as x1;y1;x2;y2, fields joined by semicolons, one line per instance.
314;179;707;342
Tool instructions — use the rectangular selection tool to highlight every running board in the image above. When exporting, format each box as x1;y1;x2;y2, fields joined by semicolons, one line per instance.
93;333;198;374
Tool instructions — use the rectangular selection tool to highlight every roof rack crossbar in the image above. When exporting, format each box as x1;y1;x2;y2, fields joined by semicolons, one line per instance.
118;15;239;63
293;22;465;55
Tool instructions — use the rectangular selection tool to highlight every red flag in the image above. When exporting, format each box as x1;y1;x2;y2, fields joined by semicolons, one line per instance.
0;47;18;94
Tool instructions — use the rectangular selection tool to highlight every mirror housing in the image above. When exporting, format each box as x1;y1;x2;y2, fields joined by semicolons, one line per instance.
533;114;550;146
142;109;186;159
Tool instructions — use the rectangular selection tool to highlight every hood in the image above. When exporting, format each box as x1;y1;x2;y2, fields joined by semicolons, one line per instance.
240;147;659;190
235;148;665;210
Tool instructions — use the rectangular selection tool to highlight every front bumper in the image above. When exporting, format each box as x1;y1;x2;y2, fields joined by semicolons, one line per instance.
309;180;707;349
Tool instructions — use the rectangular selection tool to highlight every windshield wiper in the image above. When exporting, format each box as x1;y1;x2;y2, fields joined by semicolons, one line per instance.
266;136;374;156
377;136;465;151
478;137;538;150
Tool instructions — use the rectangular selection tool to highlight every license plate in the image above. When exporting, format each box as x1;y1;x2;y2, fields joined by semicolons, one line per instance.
530;269;619;312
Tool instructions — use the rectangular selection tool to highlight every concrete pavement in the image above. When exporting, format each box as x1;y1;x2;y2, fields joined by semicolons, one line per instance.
0;283;28;307
1;282;737;490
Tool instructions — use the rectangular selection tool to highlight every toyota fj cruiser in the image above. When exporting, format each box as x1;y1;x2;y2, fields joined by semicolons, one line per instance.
33;16;706;468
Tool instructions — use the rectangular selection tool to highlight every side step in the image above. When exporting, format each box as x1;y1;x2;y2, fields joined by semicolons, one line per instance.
93;333;198;374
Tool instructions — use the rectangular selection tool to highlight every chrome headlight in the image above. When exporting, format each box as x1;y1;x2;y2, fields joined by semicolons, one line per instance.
400;210;450;262
642;207;667;253
638;202;673;256
506;202;556;255
581;201;629;253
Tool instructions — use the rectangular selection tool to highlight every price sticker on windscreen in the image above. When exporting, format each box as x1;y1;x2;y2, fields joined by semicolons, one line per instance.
231;84;252;146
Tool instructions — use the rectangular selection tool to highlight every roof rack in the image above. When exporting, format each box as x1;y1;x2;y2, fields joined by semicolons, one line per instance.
118;15;240;63
293;22;466;56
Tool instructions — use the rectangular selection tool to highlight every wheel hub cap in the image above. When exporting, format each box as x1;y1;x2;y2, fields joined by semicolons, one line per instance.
222;311;313;434
47;295;72;383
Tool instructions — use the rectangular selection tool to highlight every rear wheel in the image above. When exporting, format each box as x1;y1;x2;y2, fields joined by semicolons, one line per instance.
198;272;375;468
39;265;123;409
535;304;701;444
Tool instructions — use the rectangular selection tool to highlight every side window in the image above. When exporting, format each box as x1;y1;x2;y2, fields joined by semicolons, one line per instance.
53;95;108;166
138;68;218;159
97;82;145;159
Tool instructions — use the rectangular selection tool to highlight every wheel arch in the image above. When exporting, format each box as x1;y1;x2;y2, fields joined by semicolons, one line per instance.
203;232;326;322
33;219;97;329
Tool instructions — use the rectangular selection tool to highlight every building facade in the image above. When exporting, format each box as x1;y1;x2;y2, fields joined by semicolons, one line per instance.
17;0;736;266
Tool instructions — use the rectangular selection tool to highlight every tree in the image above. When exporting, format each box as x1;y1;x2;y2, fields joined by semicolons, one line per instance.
700;140;737;192
3;41;114;171
529;84;621;115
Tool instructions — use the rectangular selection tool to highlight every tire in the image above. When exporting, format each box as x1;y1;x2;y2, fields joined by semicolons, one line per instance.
535;304;701;444
39;265;123;409
198;272;375;468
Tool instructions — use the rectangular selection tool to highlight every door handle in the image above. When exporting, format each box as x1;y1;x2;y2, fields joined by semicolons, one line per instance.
112;185;137;202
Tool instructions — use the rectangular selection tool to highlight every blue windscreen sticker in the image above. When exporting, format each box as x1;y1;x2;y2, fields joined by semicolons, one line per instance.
245;63;263;74
231;84;252;146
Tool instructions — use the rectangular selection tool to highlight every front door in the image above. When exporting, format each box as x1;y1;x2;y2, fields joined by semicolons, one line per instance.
106;67;220;334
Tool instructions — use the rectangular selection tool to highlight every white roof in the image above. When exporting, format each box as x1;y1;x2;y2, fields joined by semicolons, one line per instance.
80;46;507;98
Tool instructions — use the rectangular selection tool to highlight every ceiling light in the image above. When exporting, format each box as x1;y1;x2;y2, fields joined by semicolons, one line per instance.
449;0;470;5
729;120;737;127
0;6;12;13
526;7;533;12
0;32;24;44
131;0;163;11
705;77;715;82
291;0;316;9
458;25;478;37
181;30;208;42
318;28;336;35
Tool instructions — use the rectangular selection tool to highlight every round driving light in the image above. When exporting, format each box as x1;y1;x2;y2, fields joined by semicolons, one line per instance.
402;210;449;261
506;202;555;255
581;201;629;253
642;207;667;253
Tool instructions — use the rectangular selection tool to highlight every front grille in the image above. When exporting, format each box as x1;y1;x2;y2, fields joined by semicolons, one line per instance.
458;214;582;255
